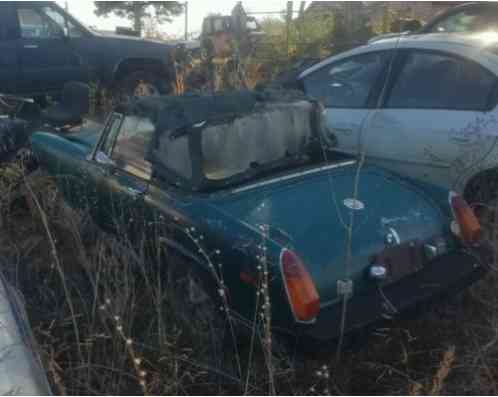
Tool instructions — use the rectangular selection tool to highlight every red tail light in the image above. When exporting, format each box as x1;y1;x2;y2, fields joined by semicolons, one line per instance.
280;249;320;323
450;192;481;245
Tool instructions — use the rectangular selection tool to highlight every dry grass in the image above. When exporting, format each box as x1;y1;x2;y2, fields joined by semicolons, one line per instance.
1;162;498;395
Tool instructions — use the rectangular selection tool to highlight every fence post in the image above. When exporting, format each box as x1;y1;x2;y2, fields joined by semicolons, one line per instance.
286;1;293;58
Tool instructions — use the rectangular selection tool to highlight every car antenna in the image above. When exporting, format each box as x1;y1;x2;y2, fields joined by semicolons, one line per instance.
334;32;405;365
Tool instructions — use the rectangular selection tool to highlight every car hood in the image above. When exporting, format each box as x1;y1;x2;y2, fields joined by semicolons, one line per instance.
96;33;175;54
211;162;448;303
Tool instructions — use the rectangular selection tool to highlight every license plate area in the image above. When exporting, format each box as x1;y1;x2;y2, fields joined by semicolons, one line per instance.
376;240;425;285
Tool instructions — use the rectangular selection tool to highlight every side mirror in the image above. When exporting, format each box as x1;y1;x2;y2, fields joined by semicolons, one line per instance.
95;151;115;166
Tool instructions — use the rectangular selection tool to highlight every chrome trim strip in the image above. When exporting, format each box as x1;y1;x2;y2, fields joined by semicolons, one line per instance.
231;160;357;194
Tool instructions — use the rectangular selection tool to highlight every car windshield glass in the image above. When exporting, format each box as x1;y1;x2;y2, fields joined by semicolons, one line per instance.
201;101;315;181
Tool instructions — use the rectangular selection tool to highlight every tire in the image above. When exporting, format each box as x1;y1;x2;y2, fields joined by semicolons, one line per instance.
111;70;170;106
168;262;239;382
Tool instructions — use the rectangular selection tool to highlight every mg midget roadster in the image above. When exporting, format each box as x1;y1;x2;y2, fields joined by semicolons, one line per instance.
30;89;491;350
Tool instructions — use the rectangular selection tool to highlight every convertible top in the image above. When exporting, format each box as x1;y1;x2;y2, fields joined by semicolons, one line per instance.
115;89;316;134
115;89;335;191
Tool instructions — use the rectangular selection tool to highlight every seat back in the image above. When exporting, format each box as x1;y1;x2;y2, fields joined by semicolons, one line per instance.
61;81;90;116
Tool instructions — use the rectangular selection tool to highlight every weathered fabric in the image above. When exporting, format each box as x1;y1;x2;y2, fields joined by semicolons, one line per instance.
116;89;333;191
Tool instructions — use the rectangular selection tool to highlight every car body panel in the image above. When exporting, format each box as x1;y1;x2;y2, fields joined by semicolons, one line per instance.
30;92;489;343
0;272;51;395
0;1;175;97
212;163;447;304
299;33;498;194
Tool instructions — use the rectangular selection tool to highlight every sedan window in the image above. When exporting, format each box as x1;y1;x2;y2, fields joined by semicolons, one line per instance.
386;51;495;111
109;116;155;181
302;51;389;108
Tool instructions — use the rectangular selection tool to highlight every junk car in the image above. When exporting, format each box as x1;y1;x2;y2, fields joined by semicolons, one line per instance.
296;33;498;207
0;270;51;395
30;90;491;350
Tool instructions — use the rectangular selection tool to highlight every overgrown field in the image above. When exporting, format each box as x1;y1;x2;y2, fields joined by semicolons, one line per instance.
2;161;498;395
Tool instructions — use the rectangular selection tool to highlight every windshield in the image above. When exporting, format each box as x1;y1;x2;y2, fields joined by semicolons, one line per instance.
201;102;315;181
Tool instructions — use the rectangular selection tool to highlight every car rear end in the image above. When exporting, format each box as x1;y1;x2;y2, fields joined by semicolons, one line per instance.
297;186;491;346
213;164;491;346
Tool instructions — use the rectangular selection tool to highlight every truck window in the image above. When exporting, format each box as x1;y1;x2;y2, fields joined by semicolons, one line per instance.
43;6;84;38
0;5;18;41
17;7;63;39
17;5;83;39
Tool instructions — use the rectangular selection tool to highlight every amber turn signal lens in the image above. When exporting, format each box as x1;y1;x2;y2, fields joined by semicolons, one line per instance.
450;193;481;245
280;249;320;323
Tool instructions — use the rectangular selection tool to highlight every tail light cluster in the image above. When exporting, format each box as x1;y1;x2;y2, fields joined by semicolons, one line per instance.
280;249;320;323
449;192;481;246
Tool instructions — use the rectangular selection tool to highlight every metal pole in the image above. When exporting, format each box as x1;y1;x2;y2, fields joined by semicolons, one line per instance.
184;1;189;40
286;1;293;58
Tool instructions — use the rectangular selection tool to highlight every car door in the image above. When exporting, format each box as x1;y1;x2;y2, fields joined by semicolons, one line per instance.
364;49;498;189
301;50;392;156
0;4;20;94
15;3;87;95
92;113;155;240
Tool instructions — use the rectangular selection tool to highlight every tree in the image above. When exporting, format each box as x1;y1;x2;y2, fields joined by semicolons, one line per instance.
94;1;184;36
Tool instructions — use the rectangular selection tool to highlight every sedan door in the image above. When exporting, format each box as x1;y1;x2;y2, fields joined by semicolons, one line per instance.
363;49;498;189
301;50;392;156
15;3;87;95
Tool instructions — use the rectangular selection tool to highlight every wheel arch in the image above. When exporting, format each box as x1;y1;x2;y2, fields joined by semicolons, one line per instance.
159;236;221;295
112;57;174;85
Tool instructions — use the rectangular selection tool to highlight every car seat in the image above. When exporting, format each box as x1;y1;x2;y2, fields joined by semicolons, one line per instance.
41;82;90;127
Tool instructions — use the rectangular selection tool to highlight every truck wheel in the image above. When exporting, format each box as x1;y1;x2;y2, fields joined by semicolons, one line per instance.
112;70;168;106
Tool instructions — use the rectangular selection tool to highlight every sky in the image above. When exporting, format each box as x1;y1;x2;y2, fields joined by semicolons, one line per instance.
57;0;292;38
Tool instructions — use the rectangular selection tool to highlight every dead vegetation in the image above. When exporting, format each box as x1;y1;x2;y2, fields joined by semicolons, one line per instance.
1;160;498;395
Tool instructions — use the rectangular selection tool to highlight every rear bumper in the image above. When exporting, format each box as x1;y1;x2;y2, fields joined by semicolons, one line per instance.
300;246;491;344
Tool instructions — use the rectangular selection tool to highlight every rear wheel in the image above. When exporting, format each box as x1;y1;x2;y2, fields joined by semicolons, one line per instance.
168;263;238;382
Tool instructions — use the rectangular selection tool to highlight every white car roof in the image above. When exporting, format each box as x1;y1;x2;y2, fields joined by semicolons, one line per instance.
300;32;498;79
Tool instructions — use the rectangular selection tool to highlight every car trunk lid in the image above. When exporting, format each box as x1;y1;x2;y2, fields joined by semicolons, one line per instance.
212;163;447;305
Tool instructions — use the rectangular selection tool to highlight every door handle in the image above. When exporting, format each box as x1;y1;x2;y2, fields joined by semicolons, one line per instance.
23;44;38;49
332;127;353;136
449;136;470;143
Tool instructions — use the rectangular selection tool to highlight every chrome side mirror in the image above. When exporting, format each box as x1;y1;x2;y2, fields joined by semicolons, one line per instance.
94;150;115;166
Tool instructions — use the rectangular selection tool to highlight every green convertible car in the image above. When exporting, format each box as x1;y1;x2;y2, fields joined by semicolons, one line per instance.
30;89;491;350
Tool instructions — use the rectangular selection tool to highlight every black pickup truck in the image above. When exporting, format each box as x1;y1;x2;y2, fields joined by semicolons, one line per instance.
0;1;177;101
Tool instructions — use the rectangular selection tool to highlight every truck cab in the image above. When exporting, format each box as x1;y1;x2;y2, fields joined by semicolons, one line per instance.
0;1;176;100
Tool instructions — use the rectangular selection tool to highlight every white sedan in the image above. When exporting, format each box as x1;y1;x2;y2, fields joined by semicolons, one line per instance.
298;33;498;204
